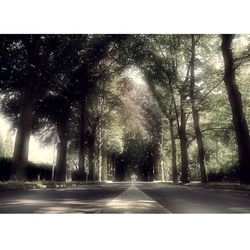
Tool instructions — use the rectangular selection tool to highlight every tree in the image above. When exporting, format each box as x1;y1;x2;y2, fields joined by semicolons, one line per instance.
74;35;129;179
136;35;190;183
190;35;208;183
221;34;250;184
1;34;250;184
0;35;59;180
8;35;86;181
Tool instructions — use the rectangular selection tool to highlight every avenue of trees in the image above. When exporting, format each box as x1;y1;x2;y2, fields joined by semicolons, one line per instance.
0;34;250;184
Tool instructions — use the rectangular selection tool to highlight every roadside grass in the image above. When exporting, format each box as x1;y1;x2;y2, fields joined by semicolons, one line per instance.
0;181;45;191
181;181;250;191
1;180;249;192
158;181;250;191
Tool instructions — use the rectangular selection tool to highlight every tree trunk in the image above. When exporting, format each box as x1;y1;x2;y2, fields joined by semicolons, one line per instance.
192;109;207;183
221;34;250;184
97;125;102;182
153;143;161;181
111;154;116;181
78;97;86;179
190;35;208;183
88;125;97;181
107;154;110;181
159;128;165;181
12;35;41;180
169;119;178;183
102;149;108;182
179;93;189;183
55;103;70;182
12;86;34;180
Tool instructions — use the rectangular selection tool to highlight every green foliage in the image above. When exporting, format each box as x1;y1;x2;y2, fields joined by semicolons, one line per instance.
0;34;250;182
207;164;240;182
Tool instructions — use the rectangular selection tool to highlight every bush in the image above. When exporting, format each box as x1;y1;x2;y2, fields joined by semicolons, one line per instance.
0;157;52;181
0;157;12;181
27;162;52;181
207;164;240;182
71;170;87;181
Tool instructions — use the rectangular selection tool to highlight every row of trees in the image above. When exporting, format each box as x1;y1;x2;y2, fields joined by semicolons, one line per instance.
0;34;250;184
122;34;250;184
0;35;131;181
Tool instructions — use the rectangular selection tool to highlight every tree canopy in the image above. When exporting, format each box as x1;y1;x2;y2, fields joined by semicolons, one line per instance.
1;34;250;184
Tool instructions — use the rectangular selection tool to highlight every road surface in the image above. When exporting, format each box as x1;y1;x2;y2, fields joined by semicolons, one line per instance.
0;182;250;213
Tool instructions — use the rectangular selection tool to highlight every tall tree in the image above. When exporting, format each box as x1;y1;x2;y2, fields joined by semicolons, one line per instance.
221;34;250;184
190;35;208;183
12;35;41;179
75;35;127;178
0;35;58;179
27;35;85;181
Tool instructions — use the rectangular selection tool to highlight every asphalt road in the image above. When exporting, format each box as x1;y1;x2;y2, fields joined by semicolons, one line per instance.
0;183;129;213
136;182;250;213
0;182;250;213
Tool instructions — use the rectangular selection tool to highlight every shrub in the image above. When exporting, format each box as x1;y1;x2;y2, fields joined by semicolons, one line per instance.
0;157;52;181
71;170;87;181
0;157;12;181
27;162;52;181
207;164;240;182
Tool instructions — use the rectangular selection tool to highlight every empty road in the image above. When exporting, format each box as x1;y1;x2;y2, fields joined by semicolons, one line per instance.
0;182;250;213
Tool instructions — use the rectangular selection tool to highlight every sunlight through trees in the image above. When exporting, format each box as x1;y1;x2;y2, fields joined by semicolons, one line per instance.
0;34;250;184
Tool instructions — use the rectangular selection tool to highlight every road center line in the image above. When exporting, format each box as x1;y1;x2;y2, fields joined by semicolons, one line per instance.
96;183;171;213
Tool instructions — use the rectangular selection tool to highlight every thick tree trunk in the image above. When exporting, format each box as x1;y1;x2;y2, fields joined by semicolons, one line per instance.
55;104;70;182
169;119;178;183
221;34;250;184
12;86;34;180
190;35;208;183
12;35;41;180
78;97;86;178
179;93;189;183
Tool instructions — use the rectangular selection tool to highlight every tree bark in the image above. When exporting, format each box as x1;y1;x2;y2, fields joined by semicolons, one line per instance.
153;143;161;181
97;125;102;182
169;119;178;183
88;124;97;181
55;103;70;182
102;149;108;182
190;35;208;183
111;154;116;181
107;154;111;181
179;93;189;183
78;97;86;179
159;128;165;181
11;85;34;180
11;36;42;180
221;34;250;184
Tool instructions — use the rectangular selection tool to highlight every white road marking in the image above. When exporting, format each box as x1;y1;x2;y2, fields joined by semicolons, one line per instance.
96;183;171;213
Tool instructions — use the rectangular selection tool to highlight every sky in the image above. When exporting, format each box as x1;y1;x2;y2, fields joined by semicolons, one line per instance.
124;66;147;86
